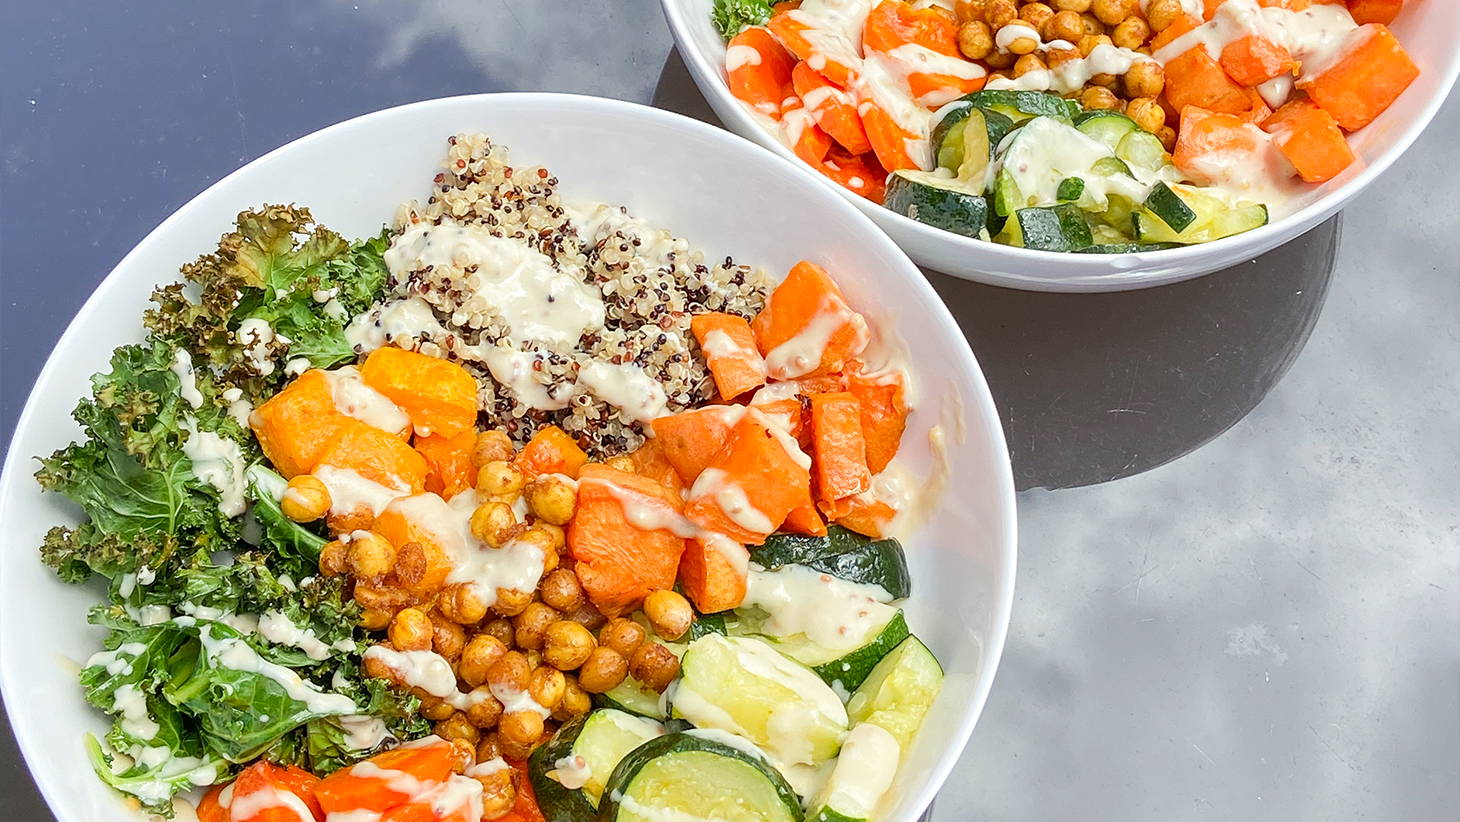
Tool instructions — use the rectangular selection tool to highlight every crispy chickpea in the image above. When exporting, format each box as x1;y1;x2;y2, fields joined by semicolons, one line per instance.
436;712;481;745
557;675;592;719
476;765;517;821
957;20;994;60
388;607;434;652
471;501;518;548
1127;96;1166;133
449;737;476;774
461;634;509;687
362;646;399;682
476;732;504;764
1044;9;1085;44
1157;125;1177;152
525;649;545;670
987;0;1017;29
1014;52;1048;77
1018;2;1055;31
499;733;534;763
524;477;576;526
515;526;558;557
1123;59;1165;98
430;612;467;662
1112;16;1150;50
599;618;646;658
1081;85;1122;110
440;582;490;625
1006;35;1039;55
327;505;374;536
483;618;515;646
472;430;514;468
419;695;456;722
465;689;505;728
493;587;533;618
1046;43;1082;69
1077;33;1113;56
628;643;681;694
281;475;331;522
577;647;629;694
353;580;411;614
955;0;987;23
487;650;532;695
536;522;567;552
566;602;608;632
528;667;567;710
1092;0;1134;26
477;460;526;497
1144;0;1182;32
984;48;1017;68
1089;72;1120;90
643;590;693;641
347;531;396;578
499;710;544;746
318;540;348;577
1054;0;1092;10
543;620;596;670
513;602;561;651
1079;12;1106;36
360;608;393;631
540;569;586;613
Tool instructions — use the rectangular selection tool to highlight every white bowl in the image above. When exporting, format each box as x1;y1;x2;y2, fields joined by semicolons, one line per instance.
0;94;1017;822
662;0;1460;292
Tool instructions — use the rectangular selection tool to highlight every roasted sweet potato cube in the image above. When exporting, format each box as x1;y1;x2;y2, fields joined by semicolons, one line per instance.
514;424;589;480
372;494;457;597
750;261;869;380
315;419;429;494
414;430;477;499
691;312;767;400
568;464;689;618
683;412;812;545
1299;23;1418;131
678;535;750;614
808;392;872;504
248;369;354;478
358;346;479;439
847;371;909;474
650;406;743;485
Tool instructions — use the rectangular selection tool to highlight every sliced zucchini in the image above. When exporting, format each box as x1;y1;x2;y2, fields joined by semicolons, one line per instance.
750;527;910;599
1115;130;1167;172
599;732;804;822
1010;204;1094;252
1090;156;1133;178
1056;176;1085;202
1073;110;1138;152
934;107;1014;181
530;710;665;818
1133;203;1269;244
595;678;666;720
807;723;903;822
846;636;943;751
884;171;990;238
958;90;1079;124
1142;182;1198;232
993;166;1022;218
672;635;848;766
1074;242;1182;253
688;612;728;641
745;610;910;695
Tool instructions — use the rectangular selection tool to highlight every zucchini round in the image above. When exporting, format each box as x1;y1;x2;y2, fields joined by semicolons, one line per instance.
737;608;909;695
884;171;989;238
846;636;943;751
531;710;665;818
958;89;1078;124
1008;204;1095;252
1073;110;1138;151
750;527;910;599
599;732;804;822
806;723;902;822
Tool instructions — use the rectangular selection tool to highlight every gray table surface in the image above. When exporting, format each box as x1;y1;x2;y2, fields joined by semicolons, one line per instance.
1;2;1456;820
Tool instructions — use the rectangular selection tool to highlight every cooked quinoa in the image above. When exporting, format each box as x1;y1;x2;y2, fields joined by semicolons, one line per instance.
347;133;773;457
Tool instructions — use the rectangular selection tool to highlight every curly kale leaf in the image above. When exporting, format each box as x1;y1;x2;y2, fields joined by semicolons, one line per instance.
712;0;773;38
305;666;429;775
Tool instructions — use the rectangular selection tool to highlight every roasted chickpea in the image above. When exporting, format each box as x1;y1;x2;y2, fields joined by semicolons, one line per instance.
1127;96;1166;133
440;582;490;625
347;531;396;578
1014;52;1048;77
566;602;607;632
954;0;987;23
476;765;517;821
957;20;994;60
1018;2;1055;31
471;501;518;548
353;580;411;614
524;477;576;526
465;689;505;728
543;620;596;671
1081;85;1122;110
472;430;514;468
1089;72;1121;90
987;0;1017;29
1092;0;1134;26
359;609;393;631
390;541;428;591
599;618;646;659
327;505;374;536
430;611;467;662
557;675;593;719
1077;33;1113;56
1079;12;1106;36
984;48;1018;68
643;590;693;641
281;475;331;522
1157;125;1178;152
436;711;481;745
362;645;399;682
493;587;533;618
487;650;532;695
499;710;545;746
1045;9;1085;43
477;460;526;497
461;634;509;687
628;643;681;694
483;617;515;646
528;666;567;710
419;695;456;722
1006;34;1039;55
1054;0;1092;10
513;602;561;651
540;569;586;613
536;522;567;552
1112;16;1150;50
498;733;535;763
1144;0;1182;32
1046;43;1082;69
318;539;348;577
1123;59;1165;98
388;607;434;652
515;526;558;557
476;732;504;764
449;737;476;774
577;647;629;694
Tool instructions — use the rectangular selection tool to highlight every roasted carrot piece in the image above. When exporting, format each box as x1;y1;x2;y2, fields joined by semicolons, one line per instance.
812;146;889;203
748;395;807;445
726;26;799;120
628;438;686;494
315;738;456;815
651;406;742;485
782;502;829;536
859;102;924;173
678;535;750;613
792;61;872;154
692;312;768;400
1151;13;1202;52
1299;24;1418;131
1173;106;1264;179
568;464;689;618
1220;34;1297;87
373;495;456;597
821;495;898;538
684;412;812;545
1262;99;1357;182
772;0;802;11
514;425;589;480
846;371;908;474
751;261;869;380
316;419;429;494
768;10;860;88
379;778;482;822
862;0;984;104
1238;87;1273;125
414;429;477;499
197;785;229;822
808;393;872;504
1164;44;1252;116
783;101;836;166
1347;0;1402;25
249;369;355;478
224;761;323;822
359;346;479;439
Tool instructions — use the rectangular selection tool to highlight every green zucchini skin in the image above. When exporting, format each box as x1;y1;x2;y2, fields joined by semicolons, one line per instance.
884;172;989;239
957;89;1079;123
1142;182;1198;232
1073;242;1182;253
811;610;910;693
530;713;598;822
1013;204;1094;252
808;810;863;822
751;527;911;600
598;732;805;822
688;612;728;641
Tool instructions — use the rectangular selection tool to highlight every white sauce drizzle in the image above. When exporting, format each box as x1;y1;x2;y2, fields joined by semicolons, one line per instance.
744;564;896;651
180;417;248;517
318;365;413;435
171;348;204;410
577;361;669;423
312;465;411;518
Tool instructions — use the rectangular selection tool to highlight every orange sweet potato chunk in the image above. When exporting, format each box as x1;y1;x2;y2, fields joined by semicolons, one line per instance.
358;346;479;439
514;425;589;480
221;761;322;822
847;372;908;474
820;495;898;539
1164;44;1252;116
808;392;872;504
750;261;868;380
678;536;749;614
414;430;477;499
628;438;686;494
1299;23;1418;132
691;312;768;400
568;464;689;618
650;407;742;485
315;739;455;814
372;496;455;596
1262;99;1357;182
782;502;829;536
684;413;812;545
249;369;355;478
316;420;429;494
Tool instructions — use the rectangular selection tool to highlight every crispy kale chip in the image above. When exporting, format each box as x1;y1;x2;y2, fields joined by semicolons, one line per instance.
712;0;773;38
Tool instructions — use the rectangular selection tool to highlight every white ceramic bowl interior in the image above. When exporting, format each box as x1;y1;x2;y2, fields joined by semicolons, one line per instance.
663;0;1460;292
0;94;1017;822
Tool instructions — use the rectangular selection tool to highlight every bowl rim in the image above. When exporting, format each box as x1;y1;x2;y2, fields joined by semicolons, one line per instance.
0;91;1019;822
661;0;1460;291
